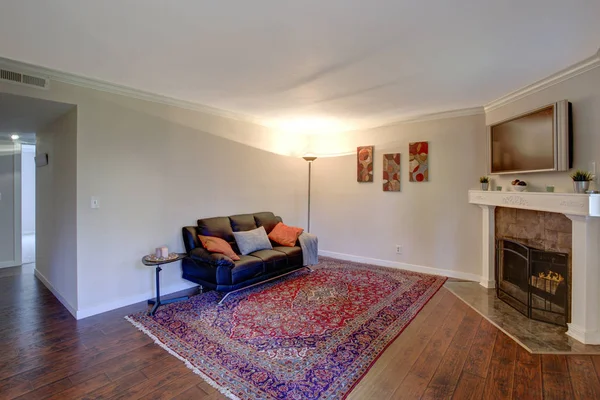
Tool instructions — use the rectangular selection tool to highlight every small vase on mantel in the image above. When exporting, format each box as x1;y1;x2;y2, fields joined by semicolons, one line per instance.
570;170;594;194
479;176;489;191
573;181;590;193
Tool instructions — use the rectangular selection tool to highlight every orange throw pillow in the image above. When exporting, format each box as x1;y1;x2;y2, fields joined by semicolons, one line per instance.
198;235;240;261
268;222;304;247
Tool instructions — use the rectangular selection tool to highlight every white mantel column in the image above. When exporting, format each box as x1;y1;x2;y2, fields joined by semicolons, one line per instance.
479;205;496;289
565;215;600;344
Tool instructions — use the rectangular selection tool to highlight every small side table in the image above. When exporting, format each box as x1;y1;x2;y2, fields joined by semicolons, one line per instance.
142;253;188;316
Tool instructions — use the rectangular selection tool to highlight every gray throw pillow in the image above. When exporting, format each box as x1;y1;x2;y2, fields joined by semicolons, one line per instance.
233;226;273;255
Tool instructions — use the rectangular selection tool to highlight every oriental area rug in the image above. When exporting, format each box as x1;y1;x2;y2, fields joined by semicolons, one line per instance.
126;258;446;400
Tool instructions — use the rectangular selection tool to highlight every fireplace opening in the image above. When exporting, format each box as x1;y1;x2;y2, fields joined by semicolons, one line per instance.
496;239;569;326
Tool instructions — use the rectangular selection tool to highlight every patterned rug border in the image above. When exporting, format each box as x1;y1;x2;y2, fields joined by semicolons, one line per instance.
126;258;447;399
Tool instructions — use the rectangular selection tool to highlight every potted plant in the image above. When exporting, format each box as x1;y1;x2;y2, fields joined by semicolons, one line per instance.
479;176;490;191
570;170;594;193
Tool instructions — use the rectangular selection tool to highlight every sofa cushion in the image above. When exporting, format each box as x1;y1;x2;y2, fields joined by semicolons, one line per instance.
230;214;258;232
249;249;288;272
231;255;264;284
268;222;304;247
189;247;235;268
198;217;234;242
271;246;302;258
233;226;273;255
198;235;240;261
272;246;303;267
254;212;281;234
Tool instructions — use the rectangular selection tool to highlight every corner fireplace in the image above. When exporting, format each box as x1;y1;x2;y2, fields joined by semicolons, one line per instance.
496;239;569;326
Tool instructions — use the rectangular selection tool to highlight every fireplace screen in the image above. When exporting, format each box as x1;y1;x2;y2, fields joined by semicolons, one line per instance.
496;239;568;326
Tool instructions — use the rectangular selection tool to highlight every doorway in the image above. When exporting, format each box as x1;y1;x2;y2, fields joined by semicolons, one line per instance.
21;142;35;265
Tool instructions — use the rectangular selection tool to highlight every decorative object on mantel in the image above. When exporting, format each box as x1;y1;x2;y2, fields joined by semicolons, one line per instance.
383;153;400;191
511;179;527;192
409;141;428;182
546;185;555;192
496;186;503;191
570;170;594;193
479;176;489;191
357;146;374;182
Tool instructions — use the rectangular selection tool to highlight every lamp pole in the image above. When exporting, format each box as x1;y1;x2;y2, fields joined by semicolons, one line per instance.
302;156;317;232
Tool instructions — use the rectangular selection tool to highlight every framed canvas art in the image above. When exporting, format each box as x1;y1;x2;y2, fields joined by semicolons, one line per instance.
409;141;428;182
383;153;400;191
357;146;374;182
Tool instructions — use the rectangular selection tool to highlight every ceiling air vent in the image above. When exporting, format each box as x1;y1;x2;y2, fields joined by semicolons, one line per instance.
0;68;49;89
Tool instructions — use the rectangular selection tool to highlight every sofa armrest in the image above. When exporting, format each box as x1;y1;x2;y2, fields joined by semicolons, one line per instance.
190;247;235;268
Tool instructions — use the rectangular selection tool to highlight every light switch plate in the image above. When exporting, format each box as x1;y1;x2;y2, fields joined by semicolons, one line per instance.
91;196;100;209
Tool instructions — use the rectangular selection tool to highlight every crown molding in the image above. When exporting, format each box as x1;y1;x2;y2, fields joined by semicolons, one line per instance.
382;106;485;126
484;49;600;112
0;56;266;127
0;56;486;133
3;51;598;132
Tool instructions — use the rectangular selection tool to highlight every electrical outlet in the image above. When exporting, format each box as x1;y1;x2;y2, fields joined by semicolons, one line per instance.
395;245;403;255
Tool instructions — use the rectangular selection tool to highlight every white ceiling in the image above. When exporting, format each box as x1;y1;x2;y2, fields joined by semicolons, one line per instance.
0;0;598;134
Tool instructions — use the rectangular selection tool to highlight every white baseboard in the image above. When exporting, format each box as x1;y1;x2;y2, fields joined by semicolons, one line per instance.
479;279;496;289
566;323;600;345
75;281;197;320
318;250;481;282
0;260;19;269
34;268;78;318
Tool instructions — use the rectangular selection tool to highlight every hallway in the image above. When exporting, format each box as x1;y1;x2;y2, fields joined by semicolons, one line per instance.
21;233;35;265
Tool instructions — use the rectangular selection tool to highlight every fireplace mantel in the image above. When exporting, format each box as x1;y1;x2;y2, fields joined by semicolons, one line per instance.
468;190;600;217
468;189;600;345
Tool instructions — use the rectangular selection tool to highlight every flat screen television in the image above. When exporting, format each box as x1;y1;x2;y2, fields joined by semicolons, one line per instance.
488;100;572;174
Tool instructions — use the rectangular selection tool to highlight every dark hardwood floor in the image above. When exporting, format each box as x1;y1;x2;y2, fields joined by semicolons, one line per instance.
1;265;598;399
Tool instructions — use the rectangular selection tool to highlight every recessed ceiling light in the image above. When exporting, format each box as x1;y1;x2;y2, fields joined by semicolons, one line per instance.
10;134;19;140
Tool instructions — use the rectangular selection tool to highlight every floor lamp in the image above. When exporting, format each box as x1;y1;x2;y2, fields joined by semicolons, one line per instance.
302;155;317;232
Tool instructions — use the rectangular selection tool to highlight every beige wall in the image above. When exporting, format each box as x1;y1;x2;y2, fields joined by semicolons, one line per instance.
309;114;486;279
0;80;307;318
35;108;78;312
75;92;307;315
486;66;600;192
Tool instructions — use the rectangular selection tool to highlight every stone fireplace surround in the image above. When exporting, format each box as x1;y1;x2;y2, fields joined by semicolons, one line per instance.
469;190;600;345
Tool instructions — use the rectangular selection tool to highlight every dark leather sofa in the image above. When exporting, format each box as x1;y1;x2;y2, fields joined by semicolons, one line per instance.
181;212;304;292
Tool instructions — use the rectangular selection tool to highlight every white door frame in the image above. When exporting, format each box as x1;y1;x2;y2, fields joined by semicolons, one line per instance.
0;141;21;268
14;141;22;266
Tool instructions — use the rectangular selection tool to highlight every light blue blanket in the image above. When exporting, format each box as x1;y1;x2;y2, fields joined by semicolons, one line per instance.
298;232;318;266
